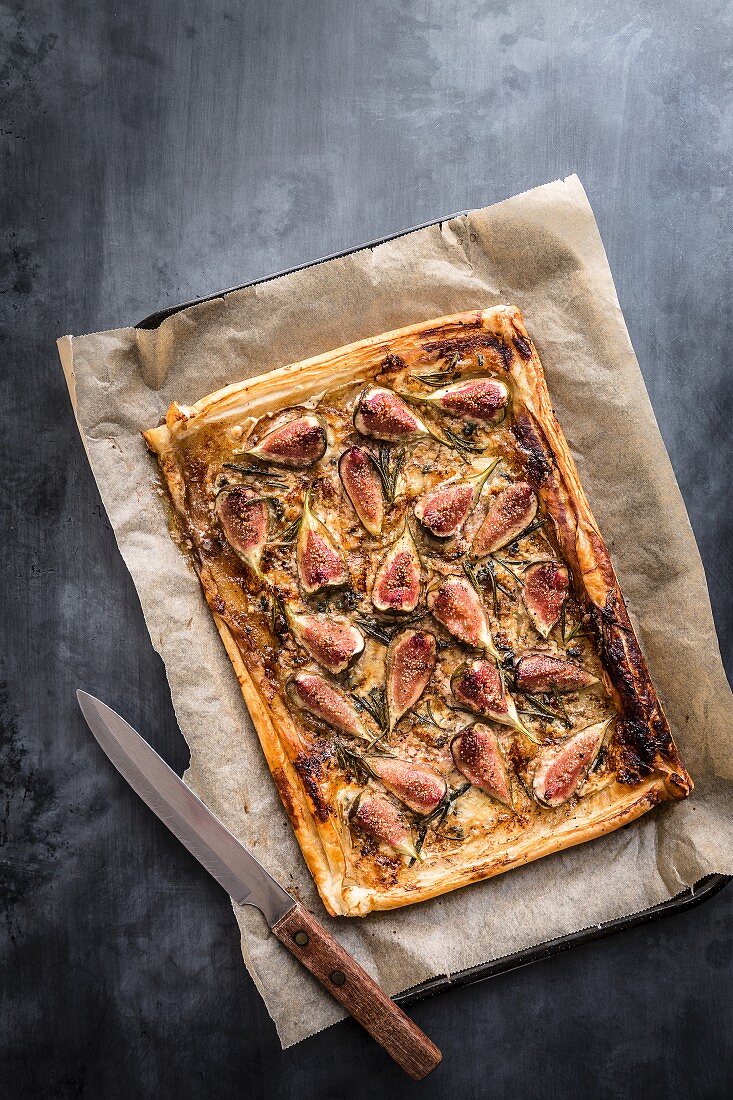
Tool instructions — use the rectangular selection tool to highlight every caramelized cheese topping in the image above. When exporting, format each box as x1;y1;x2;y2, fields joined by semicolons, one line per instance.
163;340;623;886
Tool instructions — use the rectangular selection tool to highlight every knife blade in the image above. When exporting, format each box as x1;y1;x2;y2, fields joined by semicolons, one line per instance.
76;690;442;1079
77;690;294;925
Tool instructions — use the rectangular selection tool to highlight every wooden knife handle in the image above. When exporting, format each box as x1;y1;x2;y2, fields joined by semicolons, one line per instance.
273;902;442;1080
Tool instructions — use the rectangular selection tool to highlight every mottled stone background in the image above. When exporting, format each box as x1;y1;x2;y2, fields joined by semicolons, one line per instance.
1;1;731;1097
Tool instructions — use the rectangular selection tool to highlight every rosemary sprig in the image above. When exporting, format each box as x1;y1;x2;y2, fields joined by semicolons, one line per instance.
489;554;524;584
519;515;547;540
276;514;302;544
515;690;566;725
462;559;483;595
270;591;287;638
408;781;471;863
368;446;405;504
414;354;461;388
436;425;486;463
414;369;454;387
410;822;429;864
559;602;593;645
353;686;389;733
463;559;512;615
353;612;425;646
334;740;376;782
419;781;471;828
223;462;288;487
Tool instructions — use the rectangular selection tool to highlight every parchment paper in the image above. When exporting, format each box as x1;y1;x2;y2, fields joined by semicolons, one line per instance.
58;175;733;1047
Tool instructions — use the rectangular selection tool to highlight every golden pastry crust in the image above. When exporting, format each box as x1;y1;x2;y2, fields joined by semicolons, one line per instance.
144;307;692;916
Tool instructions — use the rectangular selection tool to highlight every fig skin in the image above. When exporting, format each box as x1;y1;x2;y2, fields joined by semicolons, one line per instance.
523;560;570;638
349;792;420;861
470;481;538;558
365;756;446;814
428;575;500;660
450;659;536;741
418;377;510;425
286;672;368;740
244;414;327;468
215;485;268;577
338;446;384;537
296;490;349;595
451;724;512;806
414;461;498;539
514;652;598;694
371;526;422;614
385;629;437;730
286;610;365;675
354;386;430;443
532;719;612;807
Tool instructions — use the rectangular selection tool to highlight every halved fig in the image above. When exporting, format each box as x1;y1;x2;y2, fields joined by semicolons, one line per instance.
427;575;500;659
450;659;536;741
451;723;512;806
353;386;431;443
338;446;384;537
470;481;537;557
215;485;268;577
414;460;498;539
296;489;349;594
385;629;437;730
286;672;368;739
416;377;509;426
286;610;365;675
371;525;421;613
514;652;598;694
348;792;420;861
365;756;446;814
243;413;327;468
523;560;569;638
532;719;613;807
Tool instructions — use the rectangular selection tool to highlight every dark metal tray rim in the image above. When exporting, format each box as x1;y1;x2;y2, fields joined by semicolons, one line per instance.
136;211;730;1009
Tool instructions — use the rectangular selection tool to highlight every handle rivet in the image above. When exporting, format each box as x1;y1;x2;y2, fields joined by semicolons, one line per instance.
293;931;309;946
330;970;346;986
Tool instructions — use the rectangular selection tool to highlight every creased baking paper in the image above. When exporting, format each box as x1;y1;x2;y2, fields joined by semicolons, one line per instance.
58;176;733;1047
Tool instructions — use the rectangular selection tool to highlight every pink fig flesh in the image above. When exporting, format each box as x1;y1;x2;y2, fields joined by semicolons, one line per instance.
451;659;506;718
296;495;349;594
428;575;498;656
514;652;598;693
349;792;418;860
451;660;534;739
386;629;437;729
215;485;268;575
286;672;367;739
451;724;512;806
415;482;474;538
244;414;327;467
287;611;365;675
354;386;430;443
470;482;537;557
532;720;610;807
366;756;446;814
523;560;570;638
338;446;384;536
372;527;421;613
424;377;509;425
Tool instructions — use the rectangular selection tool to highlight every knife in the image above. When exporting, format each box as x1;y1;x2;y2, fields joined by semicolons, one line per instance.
77;691;442;1080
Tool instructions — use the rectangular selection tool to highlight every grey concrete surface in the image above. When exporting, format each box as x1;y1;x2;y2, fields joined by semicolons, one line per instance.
1;1;731;1097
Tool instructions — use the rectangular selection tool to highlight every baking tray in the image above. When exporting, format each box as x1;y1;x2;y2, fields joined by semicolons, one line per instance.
136;211;730;1007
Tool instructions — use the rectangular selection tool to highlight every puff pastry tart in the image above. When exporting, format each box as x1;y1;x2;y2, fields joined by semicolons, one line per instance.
144;307;692;916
